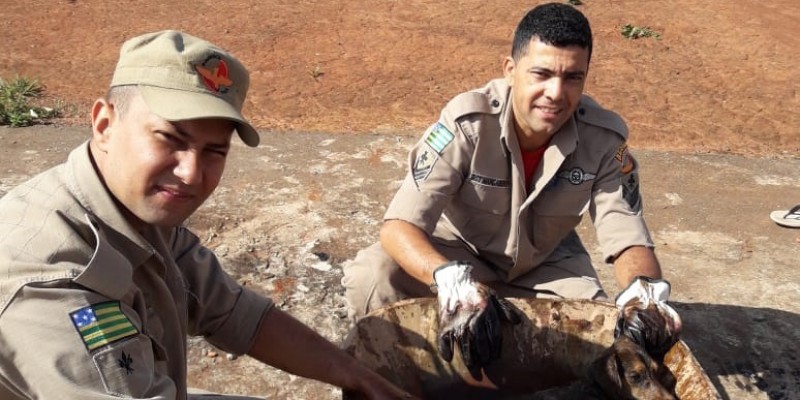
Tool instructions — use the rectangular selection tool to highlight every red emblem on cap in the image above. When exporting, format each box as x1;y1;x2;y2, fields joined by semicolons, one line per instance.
195;56;233;93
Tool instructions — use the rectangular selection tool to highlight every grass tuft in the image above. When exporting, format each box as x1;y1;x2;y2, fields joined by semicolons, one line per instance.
0;76;61;127
620;24;661;40
309;65;324;80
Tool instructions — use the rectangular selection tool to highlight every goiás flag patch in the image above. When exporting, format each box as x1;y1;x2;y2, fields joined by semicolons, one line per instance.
70;301;138;352
425;123;454;153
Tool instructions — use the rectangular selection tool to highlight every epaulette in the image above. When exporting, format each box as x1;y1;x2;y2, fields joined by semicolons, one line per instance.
444;80;505;119
576;95;628;140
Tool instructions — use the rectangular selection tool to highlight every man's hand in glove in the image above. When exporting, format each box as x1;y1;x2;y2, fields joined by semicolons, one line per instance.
614;276;683;357
431;261;521;379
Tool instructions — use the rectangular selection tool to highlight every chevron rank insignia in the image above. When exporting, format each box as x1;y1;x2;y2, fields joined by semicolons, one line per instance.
413;148;437;182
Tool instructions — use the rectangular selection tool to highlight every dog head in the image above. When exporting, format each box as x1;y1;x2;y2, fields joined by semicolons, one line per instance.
589;335;677;400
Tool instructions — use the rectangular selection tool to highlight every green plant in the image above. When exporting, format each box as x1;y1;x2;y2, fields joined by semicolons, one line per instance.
620;24;661;40
0;76;60;127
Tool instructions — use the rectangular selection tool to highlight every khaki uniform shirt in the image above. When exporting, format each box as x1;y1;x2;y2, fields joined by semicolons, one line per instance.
385;79;654;281
0;142;273;399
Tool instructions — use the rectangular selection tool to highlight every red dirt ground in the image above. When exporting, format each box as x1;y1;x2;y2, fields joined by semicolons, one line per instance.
2;2;799;399
1;1;798;156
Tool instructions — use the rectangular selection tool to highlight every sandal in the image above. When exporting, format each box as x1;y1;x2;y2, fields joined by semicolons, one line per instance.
770;205;800;228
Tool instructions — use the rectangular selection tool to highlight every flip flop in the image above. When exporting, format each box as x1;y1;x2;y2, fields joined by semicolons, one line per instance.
770;205;800;228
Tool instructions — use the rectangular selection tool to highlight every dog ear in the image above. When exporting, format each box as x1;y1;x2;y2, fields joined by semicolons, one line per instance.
589;346;624;397
657;362;677;392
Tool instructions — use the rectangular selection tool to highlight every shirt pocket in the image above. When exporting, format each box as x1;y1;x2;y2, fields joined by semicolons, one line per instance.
450;180;512;247
534;180;592;217
459;176;512;214
529;185;591;253
92;336;156;397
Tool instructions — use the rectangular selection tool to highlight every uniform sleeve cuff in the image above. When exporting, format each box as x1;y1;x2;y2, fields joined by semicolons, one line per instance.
204;287;274;355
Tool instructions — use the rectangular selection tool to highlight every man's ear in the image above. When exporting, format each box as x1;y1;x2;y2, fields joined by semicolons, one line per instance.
502;56;516;86
91;98;114;148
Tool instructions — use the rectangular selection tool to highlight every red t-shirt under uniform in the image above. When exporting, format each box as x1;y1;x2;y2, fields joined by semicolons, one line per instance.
522;143;549;191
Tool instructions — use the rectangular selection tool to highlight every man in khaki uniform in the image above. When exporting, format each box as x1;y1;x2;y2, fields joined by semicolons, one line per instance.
0;30;415;400
342;3;679;378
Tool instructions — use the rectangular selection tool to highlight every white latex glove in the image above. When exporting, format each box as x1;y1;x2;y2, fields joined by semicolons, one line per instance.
431;261;520;379
614;276;683;357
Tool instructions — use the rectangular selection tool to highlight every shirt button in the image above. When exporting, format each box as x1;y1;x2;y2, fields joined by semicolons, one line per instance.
491;99;500;107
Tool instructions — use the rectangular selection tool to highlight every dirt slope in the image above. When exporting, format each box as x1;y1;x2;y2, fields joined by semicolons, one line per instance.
1;1;799;399
1;1;799;155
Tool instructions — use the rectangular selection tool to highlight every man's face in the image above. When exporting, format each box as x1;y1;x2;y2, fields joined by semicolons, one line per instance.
92;92;235;228
504;37;589;148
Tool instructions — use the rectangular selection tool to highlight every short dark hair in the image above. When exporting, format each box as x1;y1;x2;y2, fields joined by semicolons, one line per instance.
511;3;593;63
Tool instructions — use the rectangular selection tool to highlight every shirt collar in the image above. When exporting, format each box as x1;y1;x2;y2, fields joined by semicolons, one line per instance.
65;141;155;266
550;113;579;156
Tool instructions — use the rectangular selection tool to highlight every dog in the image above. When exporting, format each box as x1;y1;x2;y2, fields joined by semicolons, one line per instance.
522;335;676;400
588;334;677;399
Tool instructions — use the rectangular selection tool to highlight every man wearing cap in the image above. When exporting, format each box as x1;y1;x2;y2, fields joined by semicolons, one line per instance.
342;2;681;379
0;30;415;399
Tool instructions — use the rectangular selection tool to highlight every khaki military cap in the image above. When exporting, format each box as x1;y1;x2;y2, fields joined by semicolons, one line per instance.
111;30;259;147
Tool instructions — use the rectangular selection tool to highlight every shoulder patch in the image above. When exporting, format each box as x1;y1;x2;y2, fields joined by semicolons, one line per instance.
425;122;455;153
622;172;643;213
413;147;438;182
615;143;636;175
70;300;138;352
576;95;628;139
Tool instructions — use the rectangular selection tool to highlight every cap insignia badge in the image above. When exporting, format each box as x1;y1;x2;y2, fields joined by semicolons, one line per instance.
195;55;233;93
